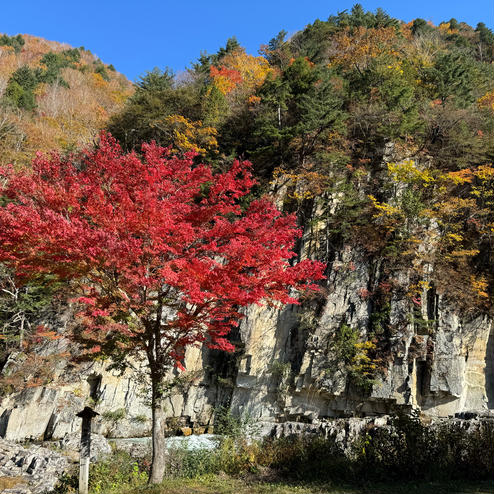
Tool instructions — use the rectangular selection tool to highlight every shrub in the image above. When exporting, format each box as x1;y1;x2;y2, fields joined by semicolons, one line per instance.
52;450;148;493
352;412;494;481
52;415;494;491
164;442;221;478
102;409;127;422
213;406;259;438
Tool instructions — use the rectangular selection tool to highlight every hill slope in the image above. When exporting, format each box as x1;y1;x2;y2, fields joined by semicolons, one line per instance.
0;33;133;166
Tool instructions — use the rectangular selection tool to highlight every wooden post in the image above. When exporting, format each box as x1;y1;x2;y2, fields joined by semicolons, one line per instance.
76;406;99;494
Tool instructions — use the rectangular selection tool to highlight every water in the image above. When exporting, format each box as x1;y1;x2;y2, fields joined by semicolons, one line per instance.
109;434;220;451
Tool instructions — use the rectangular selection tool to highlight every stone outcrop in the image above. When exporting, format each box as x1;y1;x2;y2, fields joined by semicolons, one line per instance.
57;432;111;461
0;255;490;442
0;439;70;493
228;249;493;423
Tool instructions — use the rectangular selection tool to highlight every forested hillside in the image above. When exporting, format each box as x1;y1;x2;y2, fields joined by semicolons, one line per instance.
0;8;493;492
0;5;493;430
0;33;132;166
108;5;494;318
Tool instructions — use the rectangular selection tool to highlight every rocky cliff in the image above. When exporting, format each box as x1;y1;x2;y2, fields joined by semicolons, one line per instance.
0;188;492;442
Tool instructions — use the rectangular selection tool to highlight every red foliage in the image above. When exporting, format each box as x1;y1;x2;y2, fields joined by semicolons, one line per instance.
0;133;325;370
358;287;372;299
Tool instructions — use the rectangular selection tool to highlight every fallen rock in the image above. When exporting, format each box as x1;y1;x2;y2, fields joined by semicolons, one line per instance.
0;438;70;493
57;431;112;461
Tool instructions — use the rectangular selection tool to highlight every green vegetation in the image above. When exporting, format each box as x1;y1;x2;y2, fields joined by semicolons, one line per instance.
1;10;493;490
0;34;25;53
106;5;493;329
56;476;494;494
53;413;493;493
0;269;64;356
4;65;41;110
94;60;110;81
213;405;259;438
3;48;84;109
102;408;127;422
326;324;377;392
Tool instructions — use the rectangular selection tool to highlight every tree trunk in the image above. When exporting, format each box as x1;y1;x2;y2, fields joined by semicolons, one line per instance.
148;378;166;484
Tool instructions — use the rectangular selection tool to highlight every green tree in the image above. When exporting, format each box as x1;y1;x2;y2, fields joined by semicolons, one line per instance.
476;23;494;61
4;66;41;110
348;56;421;155
411;18;434;37
136;67;174;92
250;59;346;174
107;78;202;151
424;51;476;105
0;34;25;53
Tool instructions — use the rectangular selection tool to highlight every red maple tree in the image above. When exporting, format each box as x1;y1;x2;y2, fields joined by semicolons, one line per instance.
0;133;325;482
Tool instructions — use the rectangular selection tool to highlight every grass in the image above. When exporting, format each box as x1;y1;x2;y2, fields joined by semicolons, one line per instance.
51;417;494;494
94;476;494;494
0;476;25;490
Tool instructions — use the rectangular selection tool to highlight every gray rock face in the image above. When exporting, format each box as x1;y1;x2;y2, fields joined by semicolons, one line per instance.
0;439;70;493
0;270;491;444
0;261;492;442
57;432;111;461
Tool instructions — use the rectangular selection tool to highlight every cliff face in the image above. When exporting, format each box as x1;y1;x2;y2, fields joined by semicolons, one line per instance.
0;200;492;441
230;252;493;421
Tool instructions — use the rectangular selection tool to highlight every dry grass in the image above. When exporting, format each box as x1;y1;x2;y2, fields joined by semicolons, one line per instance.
115;477;494;494
0;476;26;490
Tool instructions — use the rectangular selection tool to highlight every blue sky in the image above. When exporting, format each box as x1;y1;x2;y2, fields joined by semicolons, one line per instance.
2;0;493;81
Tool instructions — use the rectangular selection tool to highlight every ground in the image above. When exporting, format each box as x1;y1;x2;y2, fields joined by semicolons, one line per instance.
115;477;493;494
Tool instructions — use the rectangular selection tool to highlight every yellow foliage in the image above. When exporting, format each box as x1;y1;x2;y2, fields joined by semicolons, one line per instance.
433;197;476;216
445;168;474;184
474;164;494;180
329;26;398;70
272;166;330;200
91;72;108;88
446;233;463;242
418;280;431;291
438;22;458;34
478;89;494;111
162;114;218;156
368;194;401;217
471;276;489;298
225;49;271;88
386;61;404;74
387;160;435;184
407;280;433;298
352;341;377;374
447;249;480;258
210;47;272;96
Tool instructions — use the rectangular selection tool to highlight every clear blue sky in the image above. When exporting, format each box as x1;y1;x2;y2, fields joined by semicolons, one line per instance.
2;0;493;81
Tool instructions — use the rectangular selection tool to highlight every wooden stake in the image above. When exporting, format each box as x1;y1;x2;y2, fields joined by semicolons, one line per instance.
76;406;99;494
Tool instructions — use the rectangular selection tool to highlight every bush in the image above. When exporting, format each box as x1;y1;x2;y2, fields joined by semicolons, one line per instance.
53;450;148;493
255;414;494;482
352;413;494;481
52;415;494;492
213;406;259;438
164;442;221;478
256;435;348;481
